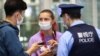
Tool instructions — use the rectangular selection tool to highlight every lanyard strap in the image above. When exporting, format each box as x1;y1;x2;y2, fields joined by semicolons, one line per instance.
40;31;56;48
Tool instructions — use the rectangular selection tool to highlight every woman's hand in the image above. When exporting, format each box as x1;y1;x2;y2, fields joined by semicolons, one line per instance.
39;49;54;56
26;42;42;55
48;39;58;49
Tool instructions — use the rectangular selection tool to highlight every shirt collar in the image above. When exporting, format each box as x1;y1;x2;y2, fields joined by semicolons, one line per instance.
71;20;85;27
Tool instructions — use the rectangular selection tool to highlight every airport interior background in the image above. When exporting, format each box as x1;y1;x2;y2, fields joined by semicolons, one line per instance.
0;0;100;49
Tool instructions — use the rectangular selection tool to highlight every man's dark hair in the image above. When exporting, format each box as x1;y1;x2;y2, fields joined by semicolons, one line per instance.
4;0;27;16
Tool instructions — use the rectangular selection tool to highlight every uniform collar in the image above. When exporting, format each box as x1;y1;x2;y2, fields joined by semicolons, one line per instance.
71;20;85;27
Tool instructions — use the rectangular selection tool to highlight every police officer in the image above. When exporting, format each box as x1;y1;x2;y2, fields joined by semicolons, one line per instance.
57;4;100;56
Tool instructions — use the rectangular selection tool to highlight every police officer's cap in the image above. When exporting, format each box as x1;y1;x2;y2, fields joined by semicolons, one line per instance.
59;4;84;17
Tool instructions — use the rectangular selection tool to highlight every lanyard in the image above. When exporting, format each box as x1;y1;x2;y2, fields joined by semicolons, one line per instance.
40;31;56;48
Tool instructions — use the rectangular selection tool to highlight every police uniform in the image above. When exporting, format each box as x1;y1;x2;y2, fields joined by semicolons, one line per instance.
57;4;100;56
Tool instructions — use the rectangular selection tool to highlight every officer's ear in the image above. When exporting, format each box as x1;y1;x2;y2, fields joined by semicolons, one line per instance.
64;14;71;20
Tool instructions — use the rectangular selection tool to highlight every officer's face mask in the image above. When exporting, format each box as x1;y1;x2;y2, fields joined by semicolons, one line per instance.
63;22;68;29
62;14;70;28
38;21;52;30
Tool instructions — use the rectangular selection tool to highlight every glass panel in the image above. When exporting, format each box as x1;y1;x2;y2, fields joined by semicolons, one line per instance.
51;3;68;32
76;0;93;25
31;0;35;2
0;0;3;20
20;23;39;48
97;0;100;28
53;0;59;2
0;9;3;20
63;0;69;1
20;5;40;48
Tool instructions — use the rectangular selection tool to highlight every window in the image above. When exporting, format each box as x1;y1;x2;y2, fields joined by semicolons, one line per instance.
0;0;3;20
0;9;3;20
97;0;100;28
63;0;69;1
20;5;40;48
51;3;68;32
76;0;93;25
53;0;59;2
31;0;35;2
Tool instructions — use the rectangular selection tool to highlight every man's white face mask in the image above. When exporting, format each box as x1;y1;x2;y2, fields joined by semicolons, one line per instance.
17;15;24;25
38;21;52;30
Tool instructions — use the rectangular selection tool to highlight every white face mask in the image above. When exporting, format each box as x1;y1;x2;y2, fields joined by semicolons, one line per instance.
17;16;24;25
63;23;68;29
38;21;52;30
62;15;70;29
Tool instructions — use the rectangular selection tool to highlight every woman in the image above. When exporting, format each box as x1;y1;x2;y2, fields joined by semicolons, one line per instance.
28;9;62;56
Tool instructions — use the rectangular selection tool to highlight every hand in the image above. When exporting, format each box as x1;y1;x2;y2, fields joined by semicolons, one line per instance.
48;39;58;49
31;43;42;52
26;42;42;55
39;49;54;56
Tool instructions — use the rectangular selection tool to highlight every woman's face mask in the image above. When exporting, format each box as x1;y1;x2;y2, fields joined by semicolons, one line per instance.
38;21;52;30
38;12;53;30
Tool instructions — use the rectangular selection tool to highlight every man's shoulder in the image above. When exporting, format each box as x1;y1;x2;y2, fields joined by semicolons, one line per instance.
63;30;72;35
60;31;72;40
0;24;15;33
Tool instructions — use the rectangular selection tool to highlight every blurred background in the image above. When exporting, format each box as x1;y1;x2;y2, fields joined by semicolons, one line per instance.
0;0;100;49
